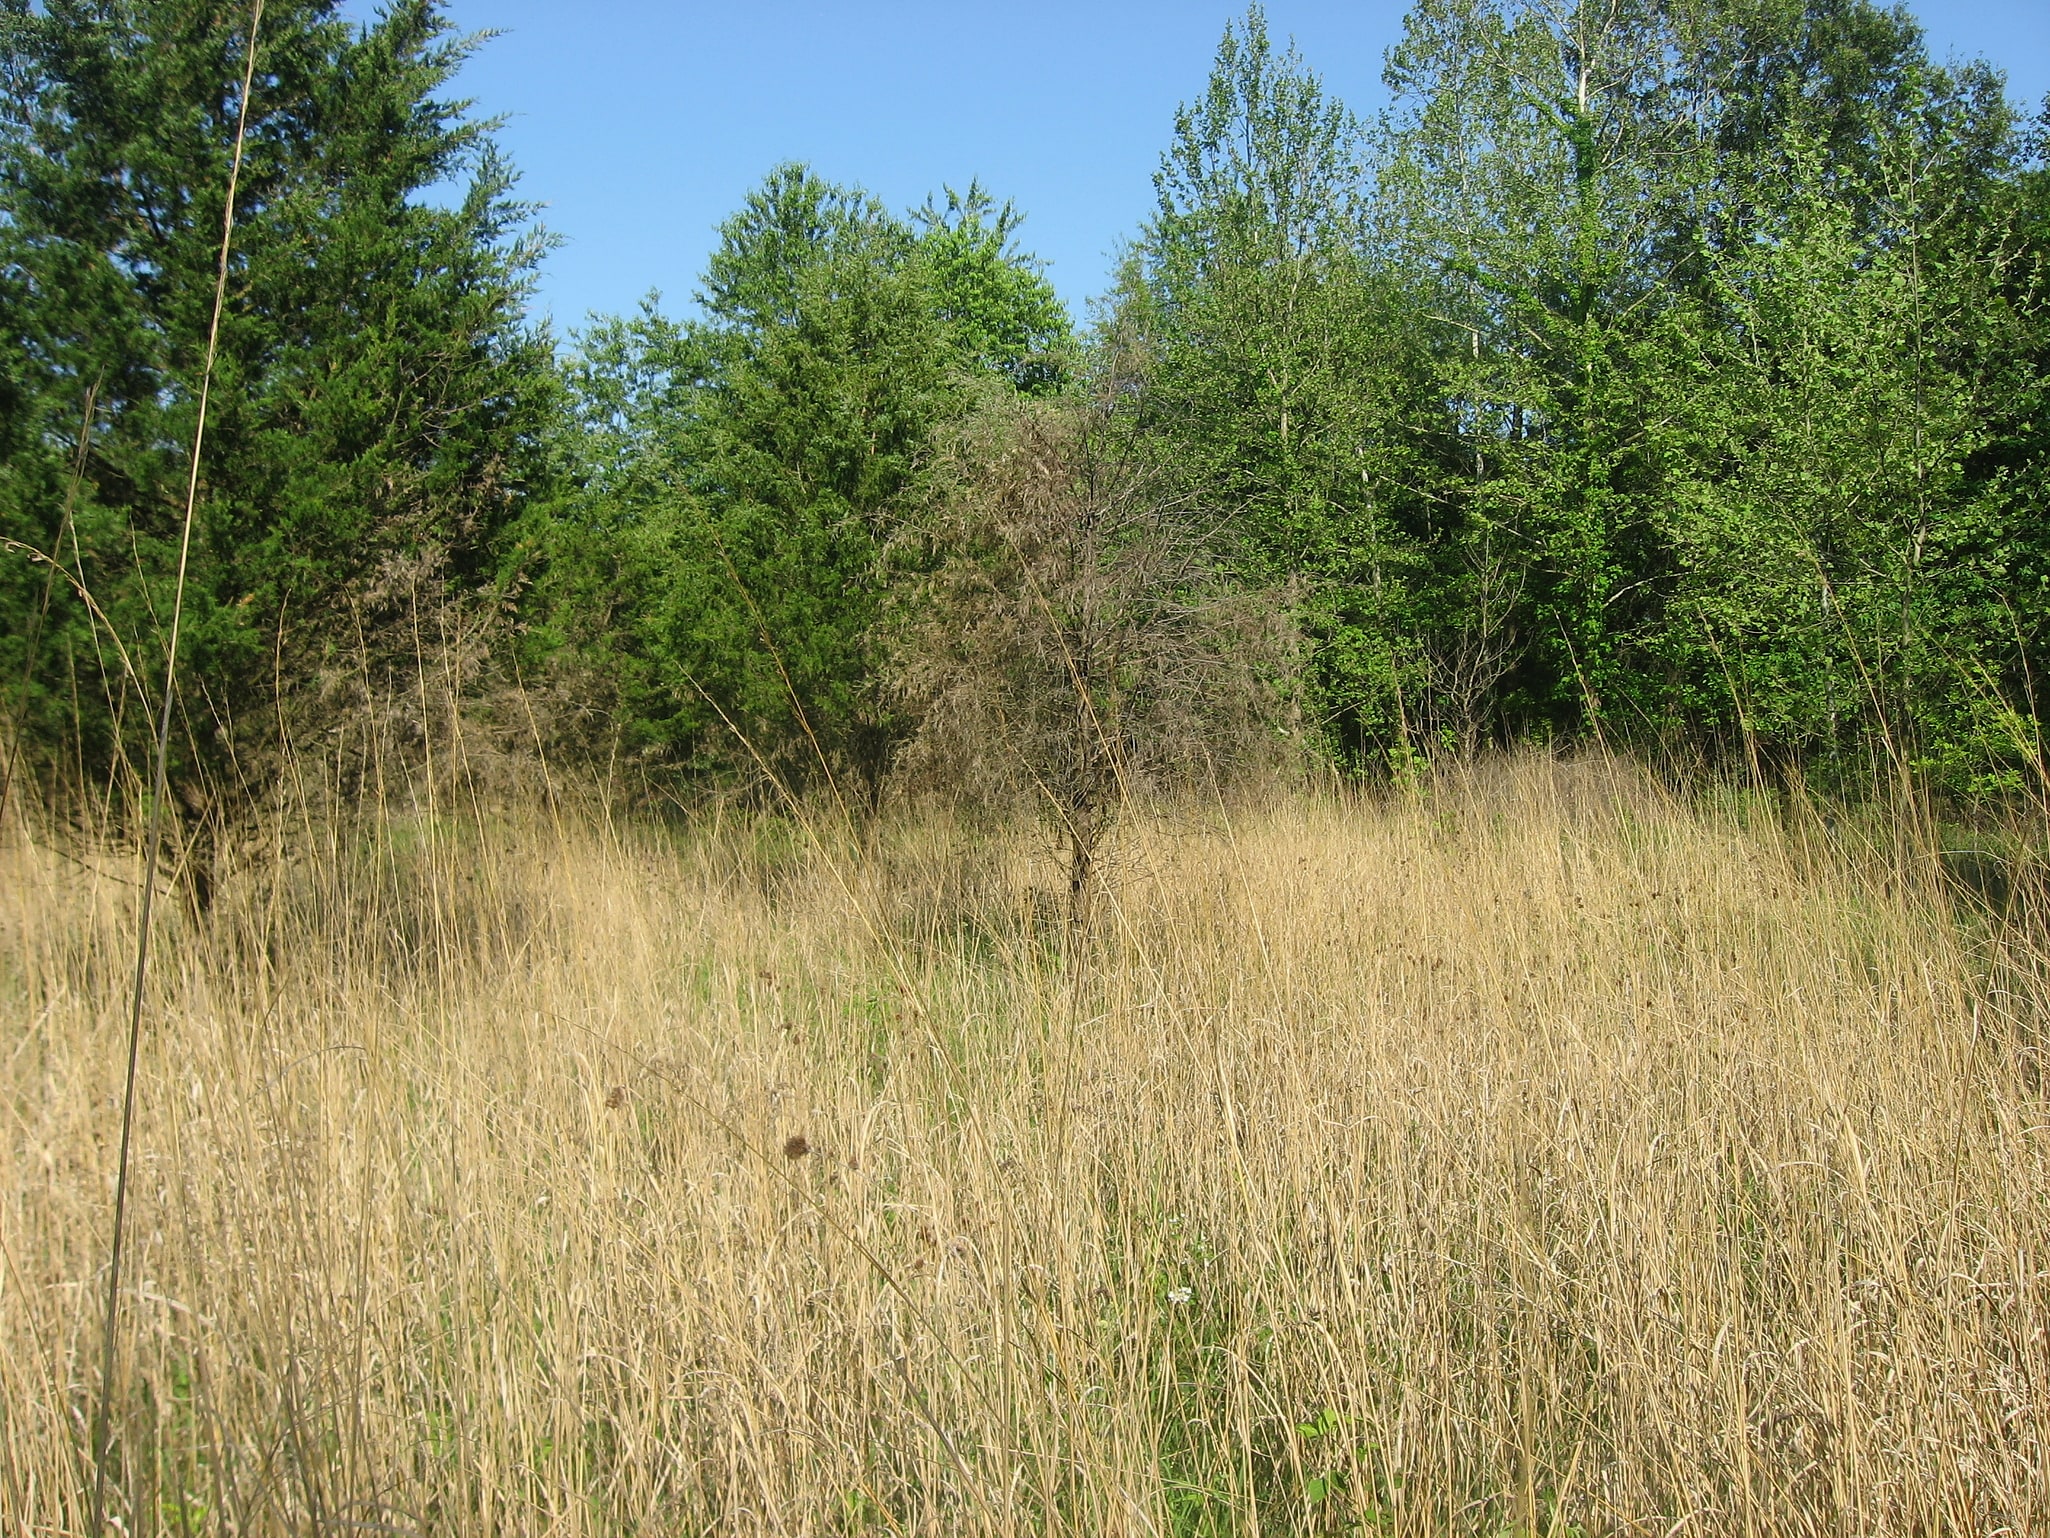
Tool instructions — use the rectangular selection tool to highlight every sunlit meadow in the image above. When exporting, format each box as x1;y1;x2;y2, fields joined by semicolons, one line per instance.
2;755;2046;1534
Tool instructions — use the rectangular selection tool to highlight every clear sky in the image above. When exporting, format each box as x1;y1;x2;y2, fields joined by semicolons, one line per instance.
344;1;2050;333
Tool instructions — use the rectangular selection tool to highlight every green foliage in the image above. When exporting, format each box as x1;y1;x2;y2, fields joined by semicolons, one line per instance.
536;163;1071;803
1107;0;2048;791
6;0;2045;828
0;0;555;841
914;182;1071;394
1123;7;1451;767
1643;123;2043;784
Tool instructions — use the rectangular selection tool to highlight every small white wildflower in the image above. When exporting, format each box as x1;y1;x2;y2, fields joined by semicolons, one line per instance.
1167;1286;1192;1306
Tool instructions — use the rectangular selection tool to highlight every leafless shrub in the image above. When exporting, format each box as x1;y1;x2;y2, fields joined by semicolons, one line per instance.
891;389;1292;928
1422;537;1524;759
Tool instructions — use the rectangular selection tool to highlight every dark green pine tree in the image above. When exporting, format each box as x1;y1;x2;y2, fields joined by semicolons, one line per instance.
0;0;556;876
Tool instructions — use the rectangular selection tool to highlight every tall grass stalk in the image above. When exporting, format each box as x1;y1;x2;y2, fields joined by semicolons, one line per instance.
89;5;264;1531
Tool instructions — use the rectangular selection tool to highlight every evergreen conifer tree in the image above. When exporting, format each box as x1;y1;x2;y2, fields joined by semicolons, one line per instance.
0;0;555;872
541;165;1069;805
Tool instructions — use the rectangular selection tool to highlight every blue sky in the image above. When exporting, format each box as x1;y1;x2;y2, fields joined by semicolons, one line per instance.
346;2;2050;332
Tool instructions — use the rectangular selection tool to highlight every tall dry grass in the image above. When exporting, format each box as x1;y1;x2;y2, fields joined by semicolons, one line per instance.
1;754;2045;1534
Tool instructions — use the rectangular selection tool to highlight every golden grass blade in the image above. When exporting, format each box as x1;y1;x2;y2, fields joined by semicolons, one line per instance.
89;6;266;1532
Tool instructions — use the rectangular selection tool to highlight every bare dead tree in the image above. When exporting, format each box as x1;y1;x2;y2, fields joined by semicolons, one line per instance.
892;389;1290;932
1424;536;1525;760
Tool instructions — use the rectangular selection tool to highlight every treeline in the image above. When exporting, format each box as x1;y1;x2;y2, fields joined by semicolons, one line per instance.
2;0;2047;864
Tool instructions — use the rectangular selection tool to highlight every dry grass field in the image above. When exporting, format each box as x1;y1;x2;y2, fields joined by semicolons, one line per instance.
1;754;2046;1535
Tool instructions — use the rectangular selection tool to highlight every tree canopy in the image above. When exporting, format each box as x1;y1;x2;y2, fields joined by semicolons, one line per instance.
2;0;2044;848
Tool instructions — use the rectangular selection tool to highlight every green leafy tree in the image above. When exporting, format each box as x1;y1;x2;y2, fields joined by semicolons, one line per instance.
1120;7;1453;767
1648;106;2045;792
1109;0;2040;791
1375;0;1736;731
915;181;1071;394
1372;0;2026;767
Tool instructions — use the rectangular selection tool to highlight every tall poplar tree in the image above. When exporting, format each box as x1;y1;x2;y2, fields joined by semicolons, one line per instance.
1123;7;1451;766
